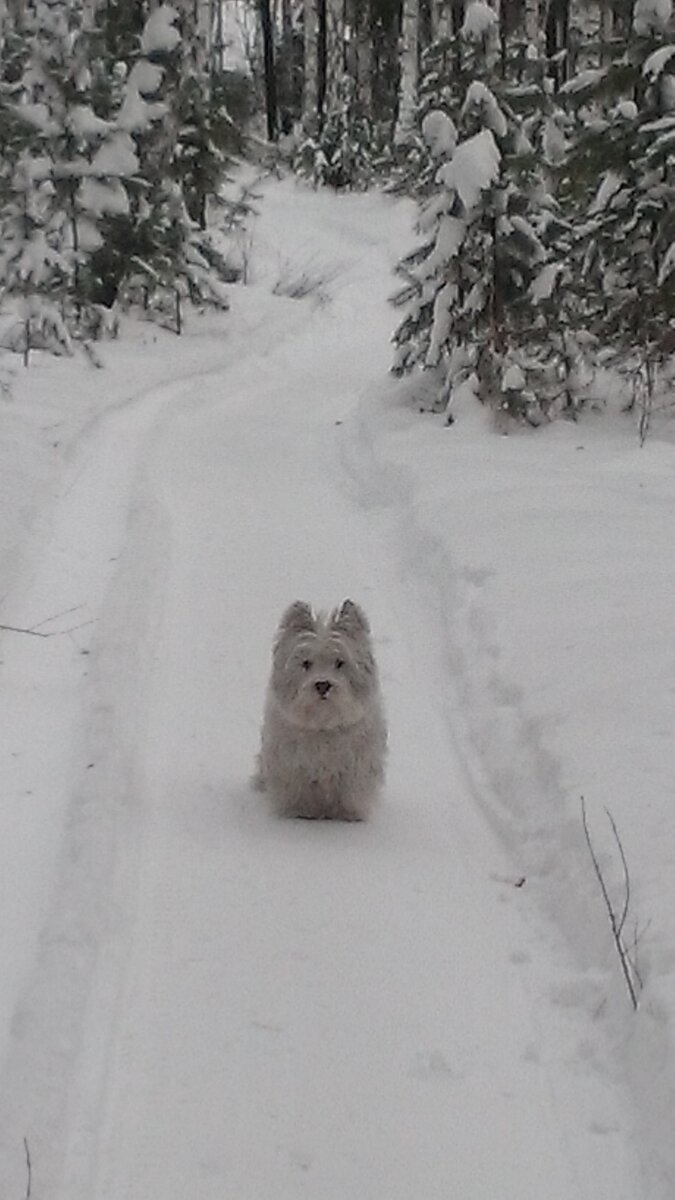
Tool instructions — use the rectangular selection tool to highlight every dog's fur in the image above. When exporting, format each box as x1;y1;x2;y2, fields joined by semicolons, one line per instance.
254;599;386;820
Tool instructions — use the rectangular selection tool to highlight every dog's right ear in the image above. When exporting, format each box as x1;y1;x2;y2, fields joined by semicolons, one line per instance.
278;600;315;635
332;599;371;637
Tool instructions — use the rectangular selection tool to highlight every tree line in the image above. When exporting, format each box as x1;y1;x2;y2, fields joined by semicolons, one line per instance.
0;0;246;359
244;1;674;422
0;0;673;430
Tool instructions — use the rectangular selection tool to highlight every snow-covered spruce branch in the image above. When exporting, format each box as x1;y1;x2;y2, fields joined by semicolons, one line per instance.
580;796;644;1012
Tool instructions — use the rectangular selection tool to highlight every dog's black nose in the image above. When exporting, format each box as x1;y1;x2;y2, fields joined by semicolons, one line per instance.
314;680;332;697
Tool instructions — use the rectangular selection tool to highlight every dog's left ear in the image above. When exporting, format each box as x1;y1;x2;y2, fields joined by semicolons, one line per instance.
278;600;315;634
332;599;371;637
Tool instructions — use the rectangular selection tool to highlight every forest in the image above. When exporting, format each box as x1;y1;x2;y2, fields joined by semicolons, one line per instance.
0;0;673;423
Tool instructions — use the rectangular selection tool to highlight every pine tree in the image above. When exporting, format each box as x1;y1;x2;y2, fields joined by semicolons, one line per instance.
392;1;570;422
89;3;232;329
0;0;237;351
295;72;375;188
560;0;675;374
0;0;139;357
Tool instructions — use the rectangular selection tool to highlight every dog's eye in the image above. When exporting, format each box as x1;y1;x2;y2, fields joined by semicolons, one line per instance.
301;659;312;671
335;658;345;670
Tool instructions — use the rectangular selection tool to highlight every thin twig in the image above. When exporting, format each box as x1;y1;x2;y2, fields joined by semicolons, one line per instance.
580;796;640;1012
604;805;630;939
0;623;52;638
30;604;85;631
627;918;651;992
0;610;94;640
23;1137;31;1200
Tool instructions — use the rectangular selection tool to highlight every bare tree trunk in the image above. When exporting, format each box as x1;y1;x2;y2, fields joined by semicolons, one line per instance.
211;0;224;76
431;0;452;40
324;0;344;114
81;0;100;30
395;0;419;146
546;0;569;81
350;0;373;115
303;0;320;129
569;0;602;71
173;0;209;74
276;0;294;127
524;0;540;43
196;0;212;58
259;0;278;140
600;0;614;61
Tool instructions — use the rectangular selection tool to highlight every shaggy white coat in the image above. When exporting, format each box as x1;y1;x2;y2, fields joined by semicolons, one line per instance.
255;600;387;820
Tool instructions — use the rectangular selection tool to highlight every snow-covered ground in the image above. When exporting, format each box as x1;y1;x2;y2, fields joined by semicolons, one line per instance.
0;175;674;1199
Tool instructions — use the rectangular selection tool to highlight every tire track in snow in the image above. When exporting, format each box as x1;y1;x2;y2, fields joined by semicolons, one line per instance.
338;388;648;1198
0;181;642;1200
77;286;630;1200
0;269;353;1199
0;379;184;1197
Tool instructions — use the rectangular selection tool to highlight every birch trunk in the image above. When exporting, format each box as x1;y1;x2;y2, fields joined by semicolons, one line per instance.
431;0;451;40
394;0;419;146
569;0;602;71
600;0;614;60
303;0;320;130
173;0;209;73
277;0;294;121
524;0;540;44
324;0;344;114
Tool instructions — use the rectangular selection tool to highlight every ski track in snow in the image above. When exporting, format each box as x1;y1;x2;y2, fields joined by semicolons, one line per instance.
0;180;649;1199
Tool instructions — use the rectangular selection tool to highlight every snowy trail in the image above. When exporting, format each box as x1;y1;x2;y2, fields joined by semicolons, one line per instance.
0;182;639;1199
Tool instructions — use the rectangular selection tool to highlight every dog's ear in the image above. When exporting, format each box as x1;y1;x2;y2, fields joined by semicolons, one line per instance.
331;599;371;637
278;600;315;635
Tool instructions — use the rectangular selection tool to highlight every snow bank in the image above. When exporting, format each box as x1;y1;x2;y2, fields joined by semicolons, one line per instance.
349;383;675;1198
1;175;674;1200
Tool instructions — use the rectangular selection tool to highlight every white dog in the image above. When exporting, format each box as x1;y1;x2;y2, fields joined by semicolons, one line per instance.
254;599;387;820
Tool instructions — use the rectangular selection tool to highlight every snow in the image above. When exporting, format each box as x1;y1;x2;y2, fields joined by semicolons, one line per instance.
542;114;567;166
90;132;140;179
117;62;166;132
643;45;675;78
657;239;675;284
561;68;606;95
589;169;625;215
421;110;457;159
66;105;111;140
11;99;59;136
462;80;508;139
78;177;130;217
437;128;501;212
0;174;675;1199
462;0;499;41
530;260;564;302
140;3;181;56
422;212;466;272
633;0;673;36
502;362;526;390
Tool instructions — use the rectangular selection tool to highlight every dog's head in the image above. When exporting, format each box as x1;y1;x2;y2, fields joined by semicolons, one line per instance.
270;599;378;730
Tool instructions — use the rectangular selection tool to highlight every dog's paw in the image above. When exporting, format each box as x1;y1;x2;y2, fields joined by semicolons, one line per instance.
335;806;365;822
